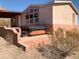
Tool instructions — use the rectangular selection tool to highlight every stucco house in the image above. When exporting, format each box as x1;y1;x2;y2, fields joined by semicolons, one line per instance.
0;0;79;51
0;0;78;31
17;0;78;31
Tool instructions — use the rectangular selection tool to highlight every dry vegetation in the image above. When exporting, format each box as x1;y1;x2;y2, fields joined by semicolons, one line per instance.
0;18;11;27
1;27;79;59
37;28;79;59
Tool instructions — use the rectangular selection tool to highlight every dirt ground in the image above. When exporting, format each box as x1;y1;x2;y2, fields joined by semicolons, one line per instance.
0;37;47;59
65;46;79;59
0;37;27;59
1;36;79;59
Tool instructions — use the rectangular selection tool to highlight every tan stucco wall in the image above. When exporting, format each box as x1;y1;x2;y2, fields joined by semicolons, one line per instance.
21;13;27;26
19;4;78;27
20;7;30;26
21;5;53;26
53;4;77;25
21;6;40;26
39;5;52;25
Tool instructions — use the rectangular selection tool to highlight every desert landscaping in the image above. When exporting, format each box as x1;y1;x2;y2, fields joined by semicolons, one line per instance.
0;36;47;59
1;28;79;59
0;0;79;59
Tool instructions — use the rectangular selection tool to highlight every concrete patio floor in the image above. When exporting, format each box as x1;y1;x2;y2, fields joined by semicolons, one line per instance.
18;34;50;51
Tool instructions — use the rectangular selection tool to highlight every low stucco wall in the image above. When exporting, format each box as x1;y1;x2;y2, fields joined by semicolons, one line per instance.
0;26;21;45
0;26;26;51
0;25;79;51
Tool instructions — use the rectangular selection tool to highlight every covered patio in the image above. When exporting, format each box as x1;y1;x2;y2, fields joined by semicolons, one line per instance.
0;10;49;51
0;10;22;27
0;10;47;36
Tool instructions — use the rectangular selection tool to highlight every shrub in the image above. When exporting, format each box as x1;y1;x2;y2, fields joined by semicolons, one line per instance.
0;18;11;27
37;28;79;59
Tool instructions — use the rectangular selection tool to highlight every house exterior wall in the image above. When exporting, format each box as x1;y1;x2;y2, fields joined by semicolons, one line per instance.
20;13;27;26
19;3;78;31
52;4;77;25
20;7;30;27
21;6;40;27
20;5;52;27
39;5;52;25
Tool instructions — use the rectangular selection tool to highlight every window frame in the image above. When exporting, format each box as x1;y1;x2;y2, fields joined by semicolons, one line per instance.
26;14;29;19
72;13;75;25
30;9;33;13
30;18;33;23
34;13;38;17
34;8;39;12
35;18;39;23
30;14;33;19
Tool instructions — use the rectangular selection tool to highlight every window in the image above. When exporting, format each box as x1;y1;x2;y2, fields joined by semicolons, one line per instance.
34;8;39;12
34;13;38;17
35;18;39;23
30;19;33;23
30;14;33;18
72;13;75;24
26;15;29;19
30;9;33;13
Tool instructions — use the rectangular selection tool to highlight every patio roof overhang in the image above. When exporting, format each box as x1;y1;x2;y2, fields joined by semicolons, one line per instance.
0;10;22;18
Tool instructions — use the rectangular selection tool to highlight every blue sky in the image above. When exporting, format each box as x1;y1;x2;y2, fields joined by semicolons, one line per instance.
0;0;78;11
0;0;79;23
0;0;49;11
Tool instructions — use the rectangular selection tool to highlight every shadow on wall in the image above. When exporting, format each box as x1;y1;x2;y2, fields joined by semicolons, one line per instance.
0;26;21;45
0;26;26;51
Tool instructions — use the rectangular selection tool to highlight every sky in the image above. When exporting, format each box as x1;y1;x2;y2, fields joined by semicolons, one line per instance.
0;0;49;11
0;0;78;11
0;0;79;23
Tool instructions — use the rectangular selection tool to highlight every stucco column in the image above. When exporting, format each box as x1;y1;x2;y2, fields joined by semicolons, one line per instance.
18;15;22;27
